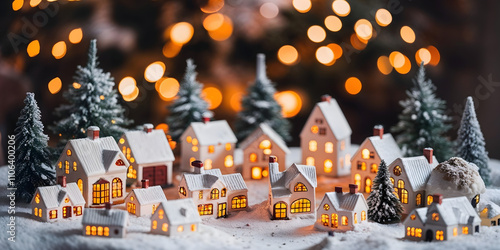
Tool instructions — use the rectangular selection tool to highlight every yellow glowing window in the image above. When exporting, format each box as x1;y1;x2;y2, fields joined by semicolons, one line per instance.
462;226;469;234
323;204;330;211
306;157;315;166
192;146;198;152
331;214;338;228
340;140;345;150
390;177;395;186
249;153;257;162
152;204;157;214
427;195;433;205
365;178;372;193
189;157;196;166
186;136;192;143
112;178;123;198
119;138;125;144
262;169;269;177
191;224;197;232
410;214;416;220
259;140;271;149
38;208;42;217
130;157;135;163
74;206;82;216
177;226;183;232
370;164;378;173
406;227;411;236
290;198;311;213
34;207;38;216
221;188;226;197
91;226;97;236
341;216;348;226
252;167;262;179
401;189;408;204
192;138;198;146
393;166;402;176
416;194;422;206
321;214;329;226
152;220;157;229
104;227;109;237
225;143;231;151
126;148;131;160
65;197;70;203
232;195;247;209
311;125;319;134
122;146;126;155
415;228;422;237
67;149;72;156
211;188;219;199
324;159;333;173
205;159;213;170
432;213;439;221
131;196;134;202
361;149;370;159
86;226;90;235
309;140;317;152
97;226;103;236
453;227;458;236
127;166;137;179
274;202;287;219
198;204;214;215
127;202;136;214
208;145;215;153
35;193;40;204
58;162;62;169
224;155;233;167
263;148;272;155
72;162;77;171
397;180;405;190
436;230;444;241
65;161;69;174
162;223;168;232
179;187;186;196
361;211;366;221
159;209;164;219
199;191;203;200
294;182;308;192
354;174;361;188
353;213;357;224
358;161;367;171
50;210;57;219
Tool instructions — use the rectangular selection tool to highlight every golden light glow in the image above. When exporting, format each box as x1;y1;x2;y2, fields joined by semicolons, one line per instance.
345;77;362;95
52;41;67;59
395;54;411;74
316;46;335;65
122;86;139;102
249;153;257;162
306;157;315;166
332;0;350;17
377;56;393;75
324;159;333;173
27;40;40;57
158;78;180;101
192;138;198;146
30;0;41;7
73;82;81;89
48;77;62;94
252;167;262;180
400;26;416;43
201;0;224;13
203;13;224;31
259;140;271;149
171;22;194;45
230;92;243;111
202;87;223;110
416;48;431;65
69;28;83;44
350;34;367;50
324;15;342;32
224;155;234;167
275;90;302;118
389;51;404;68
277;45;299;65
156;123;169;133
354;19;373;40
12;0;23;11
293;0;311;13
427;45;440;66
362;149;370;159
375;9;392;27
208;16;233;41
118;77;137;96
327;43;343;60
260;3;279;19
307;25;326;43
162;42;182;58
144;61;165;82
205;159;213;169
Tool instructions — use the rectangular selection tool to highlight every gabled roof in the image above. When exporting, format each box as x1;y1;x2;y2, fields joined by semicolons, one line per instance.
129;186;167;205
122;129;175;164
355;134;402;164
396;156;438;192
323;191;367;212
158;199;201;226
415;197;480;226
221;174;248;191
316;99;351;140
270;163;317;198
183;169;247;192
479;202;500;219
82;208;129;227
239;123;290;154
187;120;237;146
35;183;85;208
68;137;129;176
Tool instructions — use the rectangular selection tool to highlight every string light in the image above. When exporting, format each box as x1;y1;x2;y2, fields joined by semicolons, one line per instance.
52;41;67;59
48;77;62;94
375;9;392;27
69;28;83;44
27;40;40;57
345;77;362;95
332;0;350;17
275;91;302;118
277;45;299;65
144;61;165;82
163;42;182;58
354;19;373;40
12;0;23;11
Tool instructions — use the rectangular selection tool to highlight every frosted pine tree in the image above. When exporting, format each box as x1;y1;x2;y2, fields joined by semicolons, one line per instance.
166;59;210;141
456;97;490;185
391;63;453;161
51;39;131;148
15;93;55;202
235;54;291;142
367;160;403;224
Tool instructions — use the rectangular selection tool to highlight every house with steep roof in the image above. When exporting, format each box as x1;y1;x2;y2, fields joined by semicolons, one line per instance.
56;126;129;207
351;125;403;195
119;124;175;187
82;204;129;238
404;195;481;241
180;118;237;174
179;160;248;219
151;199;202;236
268;156;317;220
300;95;352;177
240;123;290;180
315;184;368;231
124;179;167;217
479;202;500;226
31;176;86;222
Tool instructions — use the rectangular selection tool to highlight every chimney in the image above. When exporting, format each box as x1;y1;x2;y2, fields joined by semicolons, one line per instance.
321;94;332;103
143;123;153;133
432;194;443;205
141;179;149;189
373;125;384;139
423;148;433;164
57;176;66;187
335;186;343;193
192;160;205;174
269;156;279;175
349;184;358;194
202;116;210;124
256;53;267;81
87;126;100;140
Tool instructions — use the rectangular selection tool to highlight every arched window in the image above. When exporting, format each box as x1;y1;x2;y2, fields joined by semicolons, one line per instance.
370;164;378;173
211;188;219;200
221;188;226;197
224;155;233;167
361;149;370;159
361;211;366;221
274;202;287;219
77;179;83;194
231;195;247;209
309;140;317;152
416;194;422;206
324;160;333;173
427;195;433;205
321;214;329;226
354;174;361;188
331;214;338;228
92;179;110;204
294;183;308;192
325;142;334;153
112;178;122;198
365;178;372;193
401;189;408;204
179;187;186;196
393;166;402;176
341;216;348;226
65;161;69;174
291;199;311;213
306;157;315;166
249;153;257;162
354;213;358;224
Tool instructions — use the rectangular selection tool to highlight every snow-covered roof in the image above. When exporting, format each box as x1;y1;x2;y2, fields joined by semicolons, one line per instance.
158;199;201;226
239;123;290;154
366;134;403;164
270;163;317;198
35;183;85;208
82;208;129;227
122;129;175;164
128;186;167;205
423;196;481;226
397;156;438;192
68;137;129;176
479;202;500;219
323;192;366;212
188;120;237;146
317;99;352;140
221;174;248;191
183;169;247;192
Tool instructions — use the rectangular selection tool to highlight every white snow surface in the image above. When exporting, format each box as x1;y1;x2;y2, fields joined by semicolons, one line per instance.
2;153;500;250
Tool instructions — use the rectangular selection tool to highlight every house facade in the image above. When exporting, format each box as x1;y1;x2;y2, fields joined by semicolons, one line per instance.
479;202;500;226
151;199;202;236
124;179;167;217
299;95;352;177
240;123;290;180
119;124;175;187
82;204;129;238
56;126;129;207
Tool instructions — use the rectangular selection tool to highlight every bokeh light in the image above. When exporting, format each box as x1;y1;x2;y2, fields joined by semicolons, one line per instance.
208;16;233;41
27;40;40;57
48;77;62;94
200;0;224;13
30;0;41;8
350;34;367;50
52;41;67;59
327;43;343;60
400;26;416;43
12;0;23;11
73;82;81;89
307;25;326;43
118;77;137;96
122;86;139;102
202;87;223;110
324;15;342;32
69;28;83;44
163;42;182;58
316;46;335;65
377;56;393;75
395;54;411;74
170;22;194;45
275;91;302;118
354;19;373;40
144;61;165;82
203;13;224;31
156;123;169;133
345;77;362;95
158;78;180;101
427;45;440;66
230;92;243;112
389;51;404;68
293;0;312;13
332;0;350;17
415;48;431;65
277;45;299;65
375;9;392;27
260;3;279;19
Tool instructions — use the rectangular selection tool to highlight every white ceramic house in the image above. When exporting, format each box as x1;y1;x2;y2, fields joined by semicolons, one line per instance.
56;126;129;207
404;195;481;241
31;176;86;222
351;125;403;195
300;95;352;177
240;123;290;180
124;179;167;217
479;202;500;226
151;199;202;236
268;156;317;220
119;124;175;187
82;204;129;238
180;118;237;174
315;184;368;232
179;160;248;219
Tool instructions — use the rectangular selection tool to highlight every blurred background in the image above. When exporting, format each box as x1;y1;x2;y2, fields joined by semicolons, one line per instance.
1;0;499;164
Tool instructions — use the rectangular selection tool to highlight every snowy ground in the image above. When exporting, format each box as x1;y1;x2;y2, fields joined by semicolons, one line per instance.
2;150;500;250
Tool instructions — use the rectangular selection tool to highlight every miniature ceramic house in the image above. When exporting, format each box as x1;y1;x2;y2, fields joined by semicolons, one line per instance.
179;160;248;219
180;118;237;174
31;176;86;222
240;123;290;180
403;195;481;241
315;184;368;232
119;124;175;187
55;126;129;207
124;179;167;217
82;203;129;238
351;125;402;195
299;95;352;177
268;156;317;220
479;202;500;226
151;199;202;236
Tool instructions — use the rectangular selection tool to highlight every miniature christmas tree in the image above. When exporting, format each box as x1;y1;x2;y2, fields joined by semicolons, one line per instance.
456;97;490;185
15;93;55;202
391;63;453;161
235;54;291;142
367;160;403;224
166;59;210;141
51;39;131;147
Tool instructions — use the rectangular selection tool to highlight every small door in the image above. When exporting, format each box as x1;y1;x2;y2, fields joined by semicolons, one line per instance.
143;165;167;186
217;203;227;218
63;206;72;218
498;219;500;226
425;230;433;242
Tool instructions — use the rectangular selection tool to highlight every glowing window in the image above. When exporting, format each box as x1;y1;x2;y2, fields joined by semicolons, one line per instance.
341;216;348;226
263;148;272;155
436;230;444;241
259;140;271;149
179;187;186;196
112;178;122;198
191;224;197;232
416;194;422;206
73;206;82;216
177;226;184;232
427;195;433;205
361;149;370;159
274;202;287;219
390;177;394;186
50;210;57;219
208;145;215;153
311;125;319;134
58;162;62;169
130;157;135;163
162;223;168;232
231;195;247;209
38;208;42;217
34;207;38;216
127;202;136;214
221;188;226;197
199;191;203;200
35;193;40;204
432;213;439;221
152;204;157;214
251;167;263;179
127;166;137;179
97;226;103;236
415;228;422;237
340;140;345;150
393;166;402;176
462;226;469;234
321;214;329;226
361;211;366;221
370;164;378;173
325;142;334;153
186;136;192;143
354;174;361;188
365;178;372;193
357;161;367;171
306;157;315;166
192;146;198;152
354;213;358;224
189;157;196;166
119;138;125;144
249;153;257;162
331;214;338;228
309;140;317;152
104;227;109;236
224;155;233;167
126;148;131;160
92;181;110;205
323;204;330;211
225;143;231;151
66;149;72;156
410;214;416;220
73;162;77;171
65;161;69;174
294;183;308;192
198;204;213;215
324;159;333;173
65;197;70;203
86;226;91;235
401;189;408;204
291;198;311;213
192;138;198;146
205;159;213;170
211;188;219;199
453;227;458;236
91;226;97;236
